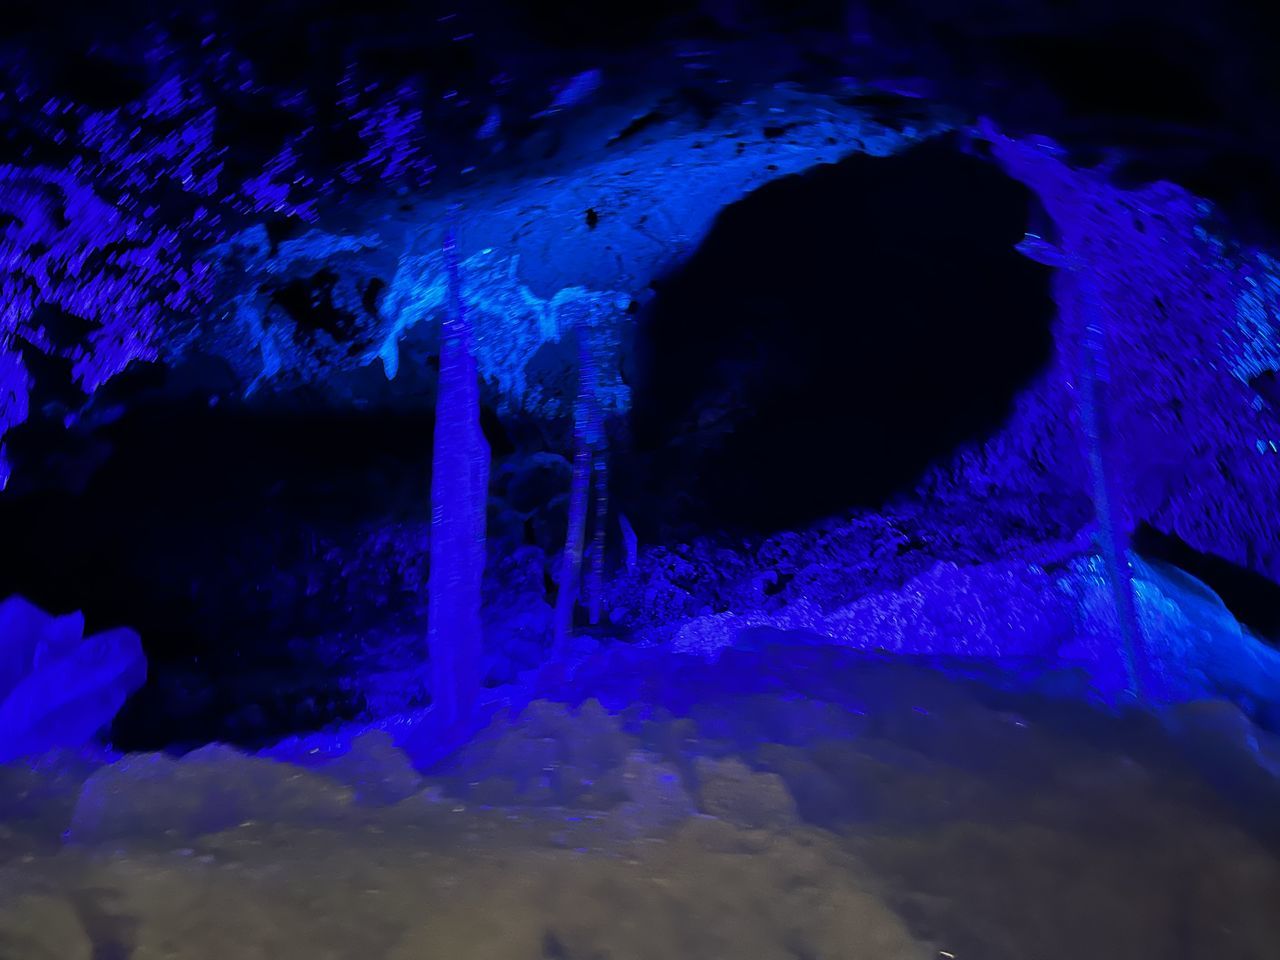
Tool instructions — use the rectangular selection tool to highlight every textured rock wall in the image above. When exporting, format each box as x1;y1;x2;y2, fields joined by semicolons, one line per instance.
933;130;1280;582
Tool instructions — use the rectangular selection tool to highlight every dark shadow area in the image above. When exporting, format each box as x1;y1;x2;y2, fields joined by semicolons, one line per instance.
1134;523;1280;644
625;136;1055;536
2;399;431;643
0;374;510;750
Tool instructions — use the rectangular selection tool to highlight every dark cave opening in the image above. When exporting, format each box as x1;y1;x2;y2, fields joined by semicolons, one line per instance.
1134;524;1280;644
625;136;1056;536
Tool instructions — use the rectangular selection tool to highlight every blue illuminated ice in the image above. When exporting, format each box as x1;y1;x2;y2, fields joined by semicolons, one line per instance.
670;550;1280;712
426;224;490;730
0;596;146;763
534;69;604;118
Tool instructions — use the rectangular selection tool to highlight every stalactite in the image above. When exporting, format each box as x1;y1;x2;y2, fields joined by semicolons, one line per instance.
426;220;490;729
1075;268;1146;703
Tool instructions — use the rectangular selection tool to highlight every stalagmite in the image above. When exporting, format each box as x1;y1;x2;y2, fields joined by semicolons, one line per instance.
427;221;490;728
554;320;607;651
1075;268;1146;703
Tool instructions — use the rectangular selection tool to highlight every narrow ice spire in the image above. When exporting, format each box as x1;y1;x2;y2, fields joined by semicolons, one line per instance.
1014;224;1148;704
1075;268;1146;703
427;217;490;729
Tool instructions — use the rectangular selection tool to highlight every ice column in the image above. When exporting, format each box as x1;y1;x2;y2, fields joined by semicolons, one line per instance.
1075;268;1147;703
427;222;490;728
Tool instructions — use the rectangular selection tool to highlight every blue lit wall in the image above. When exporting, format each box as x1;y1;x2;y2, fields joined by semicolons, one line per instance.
2;2;1280;756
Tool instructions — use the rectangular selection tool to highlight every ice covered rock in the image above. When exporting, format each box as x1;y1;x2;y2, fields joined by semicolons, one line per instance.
443;699;631;808
0;596;84;699
0;749;101;853
69;744;353;843
673;560;1077;661
318;730;422;806
0;595;146;763
1059;556;1280;705
1161;700;1280;817
0;893;91;960
823;560;1076;657
671;598;827;658
610;751;696;837
671;548;1280;717
388;817;928;960
695;756;798;830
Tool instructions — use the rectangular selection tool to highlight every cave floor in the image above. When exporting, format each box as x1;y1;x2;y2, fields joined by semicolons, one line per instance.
4;645;1280;960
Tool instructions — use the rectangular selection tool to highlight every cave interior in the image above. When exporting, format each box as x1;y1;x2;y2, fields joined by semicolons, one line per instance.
3;2;1280;958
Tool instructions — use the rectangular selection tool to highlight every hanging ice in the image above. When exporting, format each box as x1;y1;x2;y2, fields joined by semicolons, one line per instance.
426;223;490;729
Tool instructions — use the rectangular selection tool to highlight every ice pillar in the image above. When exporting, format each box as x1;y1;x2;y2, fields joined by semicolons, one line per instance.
427;222;490;728
553;320;607;652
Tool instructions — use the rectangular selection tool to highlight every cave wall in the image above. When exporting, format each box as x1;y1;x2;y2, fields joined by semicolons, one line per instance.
933;131;1280;582
186;115;1280;584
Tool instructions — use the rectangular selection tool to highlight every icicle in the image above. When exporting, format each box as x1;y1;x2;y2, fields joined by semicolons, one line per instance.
426;217;490;729
1075;268;1146;704
618;513;638;574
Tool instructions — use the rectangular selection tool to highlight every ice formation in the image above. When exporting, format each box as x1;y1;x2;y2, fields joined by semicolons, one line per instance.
6;643;1280;959
426;224;490;731
1073;267;1148;700
976;126;1280;586
2;6;1280;956
0;596;145;763
554;320;609;651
